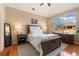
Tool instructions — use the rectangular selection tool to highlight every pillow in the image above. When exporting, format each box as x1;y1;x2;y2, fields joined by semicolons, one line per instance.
30;26;41;30
30;29;43;36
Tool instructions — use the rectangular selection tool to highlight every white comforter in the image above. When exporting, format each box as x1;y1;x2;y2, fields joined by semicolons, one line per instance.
27;33;61;56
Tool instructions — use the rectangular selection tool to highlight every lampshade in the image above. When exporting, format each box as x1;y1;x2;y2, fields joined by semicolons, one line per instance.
15;24;22;34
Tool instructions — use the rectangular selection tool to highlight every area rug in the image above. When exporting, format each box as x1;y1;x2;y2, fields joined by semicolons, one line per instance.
18;43;68;56
18;43;39;56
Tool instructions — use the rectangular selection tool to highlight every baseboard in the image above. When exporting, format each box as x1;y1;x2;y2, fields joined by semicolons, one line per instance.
74;42;79;45
12;42;17;44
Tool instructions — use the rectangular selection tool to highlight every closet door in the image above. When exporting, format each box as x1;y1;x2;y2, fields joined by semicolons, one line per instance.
4;23;12;47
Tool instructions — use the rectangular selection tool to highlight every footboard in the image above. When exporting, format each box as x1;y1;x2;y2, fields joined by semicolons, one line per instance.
41;38;61;56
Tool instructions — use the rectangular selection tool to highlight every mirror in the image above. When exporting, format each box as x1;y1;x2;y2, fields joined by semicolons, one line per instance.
4;23;12;47
5;24;10;36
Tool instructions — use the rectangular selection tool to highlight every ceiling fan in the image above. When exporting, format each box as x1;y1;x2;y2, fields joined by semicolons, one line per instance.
40;3;51;7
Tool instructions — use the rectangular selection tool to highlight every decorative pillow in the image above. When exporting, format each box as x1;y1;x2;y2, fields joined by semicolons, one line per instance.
30;27;43;36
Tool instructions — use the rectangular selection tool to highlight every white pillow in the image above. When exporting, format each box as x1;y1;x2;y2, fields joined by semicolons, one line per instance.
30;26;41;30
30;29;43;35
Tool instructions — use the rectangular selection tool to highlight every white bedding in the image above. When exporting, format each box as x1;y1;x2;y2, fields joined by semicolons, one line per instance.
41;34;61;42
27;33;61;56
27;25;61;56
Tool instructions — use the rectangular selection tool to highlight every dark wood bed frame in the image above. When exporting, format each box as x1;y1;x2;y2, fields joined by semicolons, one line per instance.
26;25;61;56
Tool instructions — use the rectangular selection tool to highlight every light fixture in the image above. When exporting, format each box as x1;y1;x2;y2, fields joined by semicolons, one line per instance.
40;3;51;7
40;3;56;7
15;24;22;34
32;8;36;11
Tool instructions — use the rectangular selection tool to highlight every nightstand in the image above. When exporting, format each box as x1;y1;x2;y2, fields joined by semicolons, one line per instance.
17;34;27;45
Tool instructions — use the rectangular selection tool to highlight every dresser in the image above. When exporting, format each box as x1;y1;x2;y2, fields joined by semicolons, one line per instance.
59;34;74;44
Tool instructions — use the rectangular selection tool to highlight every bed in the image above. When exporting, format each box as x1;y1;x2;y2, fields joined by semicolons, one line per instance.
27;24;61;56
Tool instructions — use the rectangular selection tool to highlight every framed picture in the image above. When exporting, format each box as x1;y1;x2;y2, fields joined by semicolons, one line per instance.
31;19;37;24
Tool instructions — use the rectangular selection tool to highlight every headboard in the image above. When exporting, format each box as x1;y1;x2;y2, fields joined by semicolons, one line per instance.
27;24;42;35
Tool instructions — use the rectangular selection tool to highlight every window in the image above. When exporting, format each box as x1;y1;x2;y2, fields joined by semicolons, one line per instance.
53;12;77;34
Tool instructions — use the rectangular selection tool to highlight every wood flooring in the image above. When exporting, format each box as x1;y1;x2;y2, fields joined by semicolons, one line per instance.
0;43;79;56
0;44;17;56
61;44;79;56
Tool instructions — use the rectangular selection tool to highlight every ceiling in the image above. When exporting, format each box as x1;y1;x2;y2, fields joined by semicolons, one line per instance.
5;3;79;17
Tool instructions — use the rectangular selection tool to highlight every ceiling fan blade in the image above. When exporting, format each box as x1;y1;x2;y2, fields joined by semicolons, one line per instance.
40;3;44;6
48;3;51;6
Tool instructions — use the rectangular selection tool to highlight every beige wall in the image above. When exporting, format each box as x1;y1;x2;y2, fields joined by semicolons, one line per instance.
0;4;5;52
47;7;79;44
5;7;47;43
